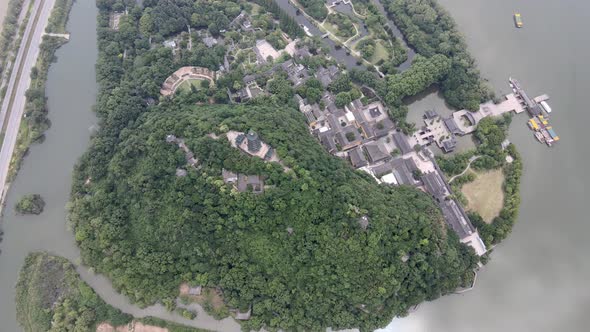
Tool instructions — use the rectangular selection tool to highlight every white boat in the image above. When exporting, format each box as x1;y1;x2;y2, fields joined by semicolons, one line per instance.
300;24;313;37
540;100;552;113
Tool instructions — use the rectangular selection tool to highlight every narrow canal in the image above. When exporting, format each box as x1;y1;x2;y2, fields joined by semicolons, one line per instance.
370;0;415;70
0;1;239;331
273;0;415;72
274;0;364;69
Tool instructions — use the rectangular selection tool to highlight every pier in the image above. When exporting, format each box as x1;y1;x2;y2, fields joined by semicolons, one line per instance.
452;93;526;134
449;78;553;136
411;77;556;153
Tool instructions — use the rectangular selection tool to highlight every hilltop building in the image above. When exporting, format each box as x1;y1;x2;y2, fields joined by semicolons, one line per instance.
228;130;279;162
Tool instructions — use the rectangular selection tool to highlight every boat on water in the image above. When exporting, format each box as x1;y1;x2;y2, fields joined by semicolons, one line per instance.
514;13;523;28
540;100;552;113
509;77;560;146
299;24;313;37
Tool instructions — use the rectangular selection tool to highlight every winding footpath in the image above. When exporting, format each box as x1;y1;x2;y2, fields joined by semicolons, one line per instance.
448;155;482;183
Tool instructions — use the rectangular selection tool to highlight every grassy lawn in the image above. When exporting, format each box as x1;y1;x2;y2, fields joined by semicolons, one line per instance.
250;3;262;15
370;40;389;64
461;169;505;223
179;284;230;320
177;78;207;93
323;13;356;40
351;35;368;52
322;21;342;38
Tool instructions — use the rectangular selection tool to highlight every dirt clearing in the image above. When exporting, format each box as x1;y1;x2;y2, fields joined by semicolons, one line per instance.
461;169;505;223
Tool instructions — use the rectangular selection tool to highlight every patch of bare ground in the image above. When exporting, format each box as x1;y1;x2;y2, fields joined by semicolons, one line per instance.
97;321;168;332
179;283;229;319
461;169;505;223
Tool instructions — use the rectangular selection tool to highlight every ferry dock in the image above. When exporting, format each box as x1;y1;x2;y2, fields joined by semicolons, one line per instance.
509;77;559;146
439;77;558;148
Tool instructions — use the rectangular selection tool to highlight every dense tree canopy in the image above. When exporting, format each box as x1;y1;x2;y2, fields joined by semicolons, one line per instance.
16;253;132;332
70;102;478;331
298;0;328;21
16;253;205;332
382;0;492;110
15;194;45;215
384;54;451;106
68;1;481;331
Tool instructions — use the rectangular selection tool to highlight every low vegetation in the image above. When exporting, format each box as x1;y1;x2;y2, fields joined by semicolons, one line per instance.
16;252;132;332
438;116;522;248
16;252;206;332
15;194;45;215
461;169;504;223
180;286;230;320
137;317;211;332
325;12;356;39
297;0;328;21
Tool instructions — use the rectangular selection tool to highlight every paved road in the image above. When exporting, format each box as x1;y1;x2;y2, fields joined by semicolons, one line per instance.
0;0;56;200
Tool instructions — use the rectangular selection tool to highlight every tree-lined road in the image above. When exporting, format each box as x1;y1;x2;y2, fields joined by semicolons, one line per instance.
0;0;56;201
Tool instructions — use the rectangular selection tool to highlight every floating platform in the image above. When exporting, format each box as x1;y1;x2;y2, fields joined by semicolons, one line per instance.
533;94;550;103
510;77;559;147
514;13;523;28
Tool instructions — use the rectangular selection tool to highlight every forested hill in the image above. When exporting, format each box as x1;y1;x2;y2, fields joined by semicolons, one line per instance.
70;101;477;331
68;0;479;330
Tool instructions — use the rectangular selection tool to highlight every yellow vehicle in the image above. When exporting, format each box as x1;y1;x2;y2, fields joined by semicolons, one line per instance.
514;13;523;28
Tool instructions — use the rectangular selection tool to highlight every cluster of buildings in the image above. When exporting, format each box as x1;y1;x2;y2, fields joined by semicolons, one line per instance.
160;66;216;97
220;129;284;194
298;91;487;255
228;129;278;162
229;11;255;33
165;134;201;176
412;110;464;153
253;36;301;64
298;92;396;161
232;52;334;104
222;169;264;194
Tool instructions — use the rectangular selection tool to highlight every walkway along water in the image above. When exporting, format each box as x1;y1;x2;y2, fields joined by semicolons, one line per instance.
275;0;364;70
274;0;415;72
370;0;416;70
0;1;240;331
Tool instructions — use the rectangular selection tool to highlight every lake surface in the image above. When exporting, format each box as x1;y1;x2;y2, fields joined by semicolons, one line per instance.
381;0;590;331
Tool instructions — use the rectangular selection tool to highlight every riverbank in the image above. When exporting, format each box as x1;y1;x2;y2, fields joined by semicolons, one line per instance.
0;0;9;30
7;0;74;182
16;252;211;332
